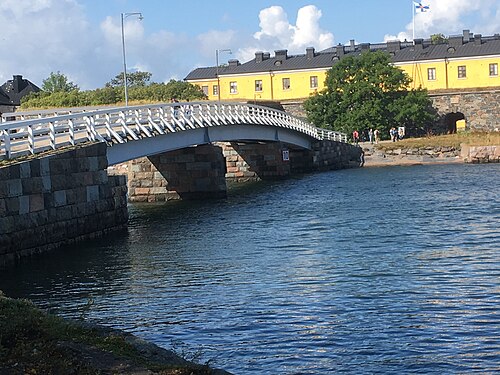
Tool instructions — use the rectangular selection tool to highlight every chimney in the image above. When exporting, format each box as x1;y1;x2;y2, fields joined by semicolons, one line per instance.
449;35;463;47
463;29;472;42
255;51;264;63
13;75;23;92
275;49;288;60
387;40;401;53
263;52;271;60
349;39;355;50
228;59;240;67
306;47;315;59
414;38;424;50
360;43;370;52
474;34;482;45
336;43;345;56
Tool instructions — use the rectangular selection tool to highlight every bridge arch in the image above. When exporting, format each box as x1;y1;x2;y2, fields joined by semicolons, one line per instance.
106;123;313;165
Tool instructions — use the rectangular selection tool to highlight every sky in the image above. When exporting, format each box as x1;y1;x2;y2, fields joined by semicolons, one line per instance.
1;0;499;90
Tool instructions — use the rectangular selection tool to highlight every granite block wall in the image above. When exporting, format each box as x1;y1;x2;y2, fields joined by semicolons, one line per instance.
0;143;128;267
125;144;227;202
220;142;291;182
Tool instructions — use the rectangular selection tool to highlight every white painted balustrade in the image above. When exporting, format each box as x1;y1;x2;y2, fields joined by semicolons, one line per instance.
0;102;347;160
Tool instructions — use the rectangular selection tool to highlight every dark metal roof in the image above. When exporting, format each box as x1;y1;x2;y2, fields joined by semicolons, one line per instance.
184;31;500;81
0;89;11;106
0;75;41;106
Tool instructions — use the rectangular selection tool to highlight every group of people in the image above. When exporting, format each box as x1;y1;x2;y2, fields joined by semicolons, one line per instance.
352;128;380;145
352;127;405;144
389;127;405;142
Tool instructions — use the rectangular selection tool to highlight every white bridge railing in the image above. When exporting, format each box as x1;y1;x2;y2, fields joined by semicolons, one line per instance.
0;102;347;160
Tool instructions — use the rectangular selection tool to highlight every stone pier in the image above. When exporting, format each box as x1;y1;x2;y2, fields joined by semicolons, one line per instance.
124;144;227;202
118;140;361;202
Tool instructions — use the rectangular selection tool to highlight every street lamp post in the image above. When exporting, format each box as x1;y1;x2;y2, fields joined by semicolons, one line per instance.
215;49;231;103
121;12;143;106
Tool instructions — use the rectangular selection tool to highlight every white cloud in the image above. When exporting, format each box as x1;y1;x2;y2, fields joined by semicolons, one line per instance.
0;0;92;87
249;5;334;56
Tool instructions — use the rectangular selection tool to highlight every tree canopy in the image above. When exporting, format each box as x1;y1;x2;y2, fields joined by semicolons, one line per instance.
106;71;152;88
42;71;79;93
303;51;437;138
21;73;207;109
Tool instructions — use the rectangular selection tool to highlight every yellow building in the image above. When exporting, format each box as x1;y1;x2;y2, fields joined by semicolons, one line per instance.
185;30;500;101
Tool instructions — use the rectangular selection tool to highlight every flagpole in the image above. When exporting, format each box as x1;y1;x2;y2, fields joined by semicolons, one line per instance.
412;1;415;42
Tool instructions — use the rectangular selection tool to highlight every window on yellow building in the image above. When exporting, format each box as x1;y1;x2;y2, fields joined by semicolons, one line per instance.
458;65;467;79
282;78;290;90
427;68;436;81
213;85;219;96
310;76;318;88
202;85;209;96
489;63;498;77
255;80;263;91
230;81;238;94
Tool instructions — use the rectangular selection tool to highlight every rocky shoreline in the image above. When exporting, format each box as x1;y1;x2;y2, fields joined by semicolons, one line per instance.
361;142;499;167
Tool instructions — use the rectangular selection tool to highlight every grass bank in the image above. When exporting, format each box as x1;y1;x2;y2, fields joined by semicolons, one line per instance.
376;132;500;151
0;291;227;374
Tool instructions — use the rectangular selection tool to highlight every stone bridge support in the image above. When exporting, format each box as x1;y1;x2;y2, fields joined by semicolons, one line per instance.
125;144;227;202
220;142;291;182
0;143;128;267
119;140;362;202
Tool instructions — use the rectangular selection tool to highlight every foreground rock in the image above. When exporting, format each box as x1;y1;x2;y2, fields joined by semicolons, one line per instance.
0;292;232;375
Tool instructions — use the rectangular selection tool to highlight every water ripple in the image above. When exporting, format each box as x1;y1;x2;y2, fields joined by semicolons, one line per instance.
1;164;499;374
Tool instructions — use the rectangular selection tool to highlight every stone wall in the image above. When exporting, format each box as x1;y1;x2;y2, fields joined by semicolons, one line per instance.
0;143;128;267
383;146;461;159
124;144;227;202
220;142;291;182
311;140;362;170
461;145;500;163
430;90;500;132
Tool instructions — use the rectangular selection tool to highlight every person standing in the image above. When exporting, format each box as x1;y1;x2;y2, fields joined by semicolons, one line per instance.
374;129;379;144
368;128;374;144
352;129;359;145
390;127;397;142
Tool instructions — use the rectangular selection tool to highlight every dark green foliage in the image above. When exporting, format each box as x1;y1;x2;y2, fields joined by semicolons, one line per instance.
304;51;437;138
42;71;79;93
21;78;207;109
431;33;448;44
106;71;153;87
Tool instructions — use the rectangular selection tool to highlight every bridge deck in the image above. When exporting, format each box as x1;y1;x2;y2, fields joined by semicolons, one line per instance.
0;102;347;161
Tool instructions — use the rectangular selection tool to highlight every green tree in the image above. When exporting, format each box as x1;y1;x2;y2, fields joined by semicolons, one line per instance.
106;71;152;87
430;33;447;45
42;71;79;93
304;51;436;138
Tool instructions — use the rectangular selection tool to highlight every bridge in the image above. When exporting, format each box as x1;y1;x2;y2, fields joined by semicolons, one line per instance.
0;102;361;266
0;102;347;163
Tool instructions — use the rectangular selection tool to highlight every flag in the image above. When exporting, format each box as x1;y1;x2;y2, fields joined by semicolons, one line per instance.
414;2;430;13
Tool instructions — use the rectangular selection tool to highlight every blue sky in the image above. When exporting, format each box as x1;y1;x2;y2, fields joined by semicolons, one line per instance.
1;0;499;90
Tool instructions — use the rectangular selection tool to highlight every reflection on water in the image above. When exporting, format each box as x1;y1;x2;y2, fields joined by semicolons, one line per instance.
1;164;499;374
